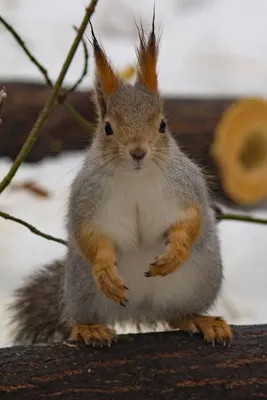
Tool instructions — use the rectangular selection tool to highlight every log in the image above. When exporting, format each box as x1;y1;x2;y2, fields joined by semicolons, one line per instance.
0;325;267;399
0;81;233;164
0;81;236;202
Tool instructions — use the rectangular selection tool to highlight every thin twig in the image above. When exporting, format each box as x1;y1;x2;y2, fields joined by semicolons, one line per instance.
65;25;89;96
0;15;93;133
0;211;67;246
0;87;7;125
0;17;53;87
0;0;98;194
64;102;94;133
218;213;267;225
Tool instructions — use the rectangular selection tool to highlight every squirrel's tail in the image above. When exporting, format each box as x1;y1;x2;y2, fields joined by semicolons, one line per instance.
8;260;68;345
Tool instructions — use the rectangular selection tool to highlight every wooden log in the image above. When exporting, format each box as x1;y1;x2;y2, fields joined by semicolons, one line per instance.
0;81;235;202
0;81;232;162
0;325;267;399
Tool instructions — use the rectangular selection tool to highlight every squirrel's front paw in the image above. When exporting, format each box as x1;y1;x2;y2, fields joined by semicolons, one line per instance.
93;259;128;306
145;233;189;277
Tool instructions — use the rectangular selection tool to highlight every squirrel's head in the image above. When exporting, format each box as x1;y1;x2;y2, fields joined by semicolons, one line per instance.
91;11;170;170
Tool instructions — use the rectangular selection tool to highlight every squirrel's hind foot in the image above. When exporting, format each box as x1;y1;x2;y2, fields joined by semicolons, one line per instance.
170;315;232;345
69;324;117;347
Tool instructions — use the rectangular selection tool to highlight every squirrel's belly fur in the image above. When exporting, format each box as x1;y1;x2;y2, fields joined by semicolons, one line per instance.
98;165;187;310
96;165;183;250
64;164;222;327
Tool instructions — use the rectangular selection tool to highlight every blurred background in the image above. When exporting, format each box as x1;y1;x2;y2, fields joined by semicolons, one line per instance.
0;0;267;347
3;0;267;95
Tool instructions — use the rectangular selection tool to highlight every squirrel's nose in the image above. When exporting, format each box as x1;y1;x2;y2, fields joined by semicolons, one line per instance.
130;147;147;161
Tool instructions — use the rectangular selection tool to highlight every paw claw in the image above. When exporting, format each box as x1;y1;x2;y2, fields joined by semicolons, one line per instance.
146;246;185;277
171;315;232;346
120;298;128;307
144;271;152;277
94;263;127;305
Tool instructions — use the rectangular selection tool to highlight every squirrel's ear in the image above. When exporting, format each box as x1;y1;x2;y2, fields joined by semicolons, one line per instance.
90;22;119;99
135;9;159;94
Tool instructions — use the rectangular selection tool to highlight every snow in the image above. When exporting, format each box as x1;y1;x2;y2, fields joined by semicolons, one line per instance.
0;0;267;348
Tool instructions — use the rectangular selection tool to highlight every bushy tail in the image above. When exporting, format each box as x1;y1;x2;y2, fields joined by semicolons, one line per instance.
9;260;68;345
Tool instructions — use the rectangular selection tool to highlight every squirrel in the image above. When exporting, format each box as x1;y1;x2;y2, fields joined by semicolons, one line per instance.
9;15;232;347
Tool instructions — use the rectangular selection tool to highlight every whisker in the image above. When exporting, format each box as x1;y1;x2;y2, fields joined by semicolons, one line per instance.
152;151;204;180
92;156;120;182
152;154;211;200
87;151;119;164
155;149;212;182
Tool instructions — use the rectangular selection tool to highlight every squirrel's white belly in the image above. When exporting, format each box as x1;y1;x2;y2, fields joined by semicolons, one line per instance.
96;166;200;313
118;244;196;310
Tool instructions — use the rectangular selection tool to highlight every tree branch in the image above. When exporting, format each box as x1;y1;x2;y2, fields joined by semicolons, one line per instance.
0;14;93;134
0;87;7;125
0;17;53;86
64;102;94;133
0;0;98;195
214;205;267;225
0;211;67;246
219;214;267;224
65;25;89;97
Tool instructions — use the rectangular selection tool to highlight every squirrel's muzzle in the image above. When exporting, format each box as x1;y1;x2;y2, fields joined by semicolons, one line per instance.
129;146;147;162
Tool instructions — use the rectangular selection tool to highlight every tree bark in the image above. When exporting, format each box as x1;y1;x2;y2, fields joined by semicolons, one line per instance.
0;325;266;399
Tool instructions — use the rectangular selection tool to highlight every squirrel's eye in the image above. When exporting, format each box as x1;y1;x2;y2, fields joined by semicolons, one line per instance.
105;121;113;136
159;119;166;133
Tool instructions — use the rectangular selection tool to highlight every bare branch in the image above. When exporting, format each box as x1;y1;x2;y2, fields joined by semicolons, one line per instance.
0;0;99;194
64;25;89;97
214;205;267;224
64;102;94;133
0;87;7;125
0;210;67;246
218;213;267;225
0;15;93;133
0;17;53;87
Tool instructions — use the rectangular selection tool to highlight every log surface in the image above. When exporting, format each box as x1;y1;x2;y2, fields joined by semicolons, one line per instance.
0;325;267;399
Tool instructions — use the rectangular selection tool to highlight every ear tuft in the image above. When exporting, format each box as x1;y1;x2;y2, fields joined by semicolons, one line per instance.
135;7;159;93
90;21;119;97
93;74;107;120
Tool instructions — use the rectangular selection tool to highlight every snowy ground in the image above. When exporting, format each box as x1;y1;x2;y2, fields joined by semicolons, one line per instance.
0;0;267;348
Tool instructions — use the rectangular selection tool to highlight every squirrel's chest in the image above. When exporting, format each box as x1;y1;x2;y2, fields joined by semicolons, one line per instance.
96;170;180;249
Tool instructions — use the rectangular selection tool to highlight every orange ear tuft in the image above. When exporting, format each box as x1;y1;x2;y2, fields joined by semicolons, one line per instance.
90;22;119;97
136;9;159;93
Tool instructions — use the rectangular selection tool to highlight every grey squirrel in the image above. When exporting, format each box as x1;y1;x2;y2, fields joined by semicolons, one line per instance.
9;16;232;346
